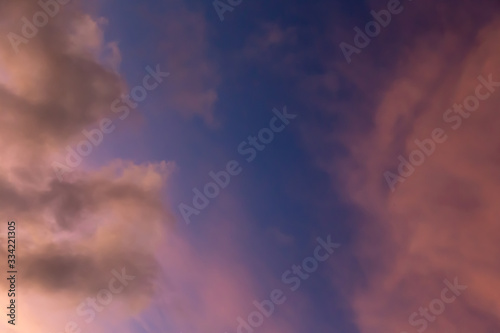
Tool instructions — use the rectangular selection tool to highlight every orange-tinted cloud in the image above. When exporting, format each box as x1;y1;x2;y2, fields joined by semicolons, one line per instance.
0;2;176;332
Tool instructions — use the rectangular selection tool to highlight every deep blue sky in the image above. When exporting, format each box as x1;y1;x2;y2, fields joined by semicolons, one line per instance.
90;1;367;332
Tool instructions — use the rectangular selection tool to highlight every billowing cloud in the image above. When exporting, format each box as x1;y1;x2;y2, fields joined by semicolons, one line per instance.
0;1;174;332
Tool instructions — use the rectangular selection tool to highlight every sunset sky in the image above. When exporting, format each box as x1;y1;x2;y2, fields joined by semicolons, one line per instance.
1;0;500;332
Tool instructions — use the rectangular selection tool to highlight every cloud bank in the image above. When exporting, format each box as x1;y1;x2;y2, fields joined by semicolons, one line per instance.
301;1;500;332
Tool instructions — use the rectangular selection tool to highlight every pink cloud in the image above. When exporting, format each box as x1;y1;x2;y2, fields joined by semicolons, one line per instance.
292;1;500;332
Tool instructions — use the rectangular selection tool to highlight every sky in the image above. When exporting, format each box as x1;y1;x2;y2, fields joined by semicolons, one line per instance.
1;0;500;332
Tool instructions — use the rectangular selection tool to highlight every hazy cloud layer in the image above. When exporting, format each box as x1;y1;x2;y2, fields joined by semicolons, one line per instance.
140;0;220;124
296;1;500;332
